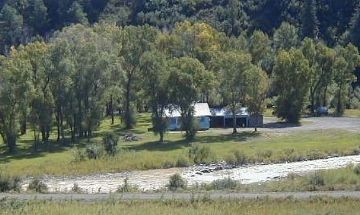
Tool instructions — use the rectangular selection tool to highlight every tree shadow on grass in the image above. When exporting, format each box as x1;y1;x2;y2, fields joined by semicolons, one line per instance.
127;139;188;152
196;131;261;144
0;139;72;164
128;131;260;152
263;122;301;129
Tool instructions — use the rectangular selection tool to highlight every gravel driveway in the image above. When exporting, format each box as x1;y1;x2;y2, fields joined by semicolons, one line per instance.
211;117;360;134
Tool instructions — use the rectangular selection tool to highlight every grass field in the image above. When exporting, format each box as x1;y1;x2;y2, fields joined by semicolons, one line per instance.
344;109;360;117
1;198;360;215
1;114;360;177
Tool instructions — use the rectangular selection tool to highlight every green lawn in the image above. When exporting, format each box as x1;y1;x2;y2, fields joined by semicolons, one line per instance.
1;114;360;177
1;198;360;215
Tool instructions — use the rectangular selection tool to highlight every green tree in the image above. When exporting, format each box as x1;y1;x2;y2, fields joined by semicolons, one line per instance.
120;25;158;129
27;0;48;34
273;22;300;52
333;44;360;116
0;47;32;153
18;42;53;143
301;0;319;39
140;50;170;143
302;38;336;114
246;66;269;132
349;7;360;47
248;30;272;72
212;51;253;134
67;1;88;25
168;57;208;140
273;49;311;123
0;4;24;52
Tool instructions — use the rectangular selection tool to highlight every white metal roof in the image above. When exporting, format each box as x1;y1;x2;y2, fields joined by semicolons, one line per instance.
165;103;212;118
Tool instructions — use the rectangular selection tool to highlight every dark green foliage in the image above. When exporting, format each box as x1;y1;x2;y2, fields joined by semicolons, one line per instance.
176;157;190;167
308;172;325;189
28;179;48;193
353;164;360;175
301;0;319;39
234;151;248;166
189;144;211;164
167;174;186;191
102;132;119;156
0;172;21;193
85;144;104;160
273;49;311;123
209;178;238;190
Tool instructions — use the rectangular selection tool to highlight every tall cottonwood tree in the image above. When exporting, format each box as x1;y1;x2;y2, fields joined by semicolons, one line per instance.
120;25;158;129
246;66;269;132
168;57;209;140
0;48;32;152
273;48;311;123
140;50;170;143
212;51;253;134
333;44;360;116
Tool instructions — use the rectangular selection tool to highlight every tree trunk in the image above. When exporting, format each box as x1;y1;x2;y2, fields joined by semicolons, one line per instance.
232;110;237;134
20;119;27;135
125;77;133;129
310;88;315;115
72;113;77;143
6;133;17;153
60;110;65;141
56;109;60;142
337;85;343;116
110;94;114;125
159;131;164;143
323;86;328;107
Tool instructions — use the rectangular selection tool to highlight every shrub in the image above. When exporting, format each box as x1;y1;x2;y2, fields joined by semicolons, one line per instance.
308;172;325;187
72;147;86;162
176;157;190;167
307;150;325;160
85;144;104;160
210;178;238;190
71;183;83;193
162;161;175;169
117;178;139;193
28;179;48;193
189;144;211;164
353;164;360;175
234;151;247;165
225;154;237;166
0;172;21;193
256;150;273;161
185;118;199;141
102;132;119;156
167;174;186;191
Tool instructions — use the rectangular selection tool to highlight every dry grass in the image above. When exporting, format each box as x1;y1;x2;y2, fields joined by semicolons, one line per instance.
1;198;360;215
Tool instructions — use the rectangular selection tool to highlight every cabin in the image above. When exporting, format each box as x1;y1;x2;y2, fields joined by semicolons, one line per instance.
210;107;250;128
165;103;212;131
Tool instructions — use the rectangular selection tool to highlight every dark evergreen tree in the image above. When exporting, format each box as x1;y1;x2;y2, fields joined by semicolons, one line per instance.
349;6;360;47
301;0;319;39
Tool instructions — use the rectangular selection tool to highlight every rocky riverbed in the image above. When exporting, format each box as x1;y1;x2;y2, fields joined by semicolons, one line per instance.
21;154;360;193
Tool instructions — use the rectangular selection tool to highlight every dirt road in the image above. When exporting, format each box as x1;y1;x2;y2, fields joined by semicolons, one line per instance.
2;191;360;202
